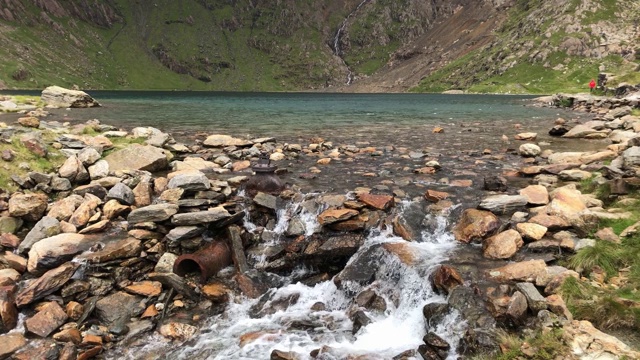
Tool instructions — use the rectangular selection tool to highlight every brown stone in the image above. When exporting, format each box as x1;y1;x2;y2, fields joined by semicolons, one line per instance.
520;166;543;175
519;185;549;205
357;193;394;210
82;334;103;345
66;301;83;321
133;178;153;207
516;222;547;241
18;117;40;128
430;265;463;295
564;320;640;360
15;262;79;307
0;333;26;358
0;233;21;248
8;193;48;222
317;208;359;225
102;199;129;220
452;209;501;243
488;259;547;282
529;213;570;230
0;269;19;286
450;179;473;187
2;251;27;273
25;301;68;337
53;328;82;344
159;322;197;341
58;343;77;360
141;304;159;318
483;229;523;259
414;166;436;174
202;282;230;302
424;189;449;203
392;215;417;241
77;238;141;264
77;345;102;360
232;160;251;172
594;227;620;243
546;294;572;321
506;291;528;323
0;286;18;333
124;281;162;297
382;242;416;265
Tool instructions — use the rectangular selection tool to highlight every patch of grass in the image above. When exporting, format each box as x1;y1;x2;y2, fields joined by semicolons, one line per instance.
569;240;623;277
474;328;570;360
632;109;640;117
101;136;147;157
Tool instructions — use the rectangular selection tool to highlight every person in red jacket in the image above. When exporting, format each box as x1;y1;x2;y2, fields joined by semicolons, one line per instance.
589;79;596;93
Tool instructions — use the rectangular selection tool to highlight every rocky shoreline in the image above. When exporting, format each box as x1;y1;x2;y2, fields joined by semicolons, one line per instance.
1;87;640;359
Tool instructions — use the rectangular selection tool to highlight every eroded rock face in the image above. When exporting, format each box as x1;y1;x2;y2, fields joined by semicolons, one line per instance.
41;86;100;108
565;320;640;359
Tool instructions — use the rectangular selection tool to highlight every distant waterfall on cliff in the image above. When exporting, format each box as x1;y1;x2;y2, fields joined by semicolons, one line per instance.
333;0;370;85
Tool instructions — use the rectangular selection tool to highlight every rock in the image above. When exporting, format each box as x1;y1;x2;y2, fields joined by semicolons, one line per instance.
27;233;92;274
452;209;501;243
0;333;26;358
0;269;20;286
77;238;141;264
0;287;18;333
124;281;162;297
203;134;252;147
546;294;572;321
594;227;620;243
558;169;592;181
351;310;372;334
529;213;571;230
488;259;547;282
159;322;198;341
478;195;528;215
133;176;153;207
253;192;277;210
16;262;79;307
547;186;589;227
20;132;47;157
167;171;211;191
107;182;135;205
514;132;537;140
166;226;204;243
68;194;101;228
519;185;549;205
0;234;20;249
73;183;107;199
483;229;523;259
104;144;169;172
65;301;83;321
102;199;130;220
506;291;528;323
318;208;359;225
563;124;602;138
1;149;14;162
53;328;82;344
424;189;450;202
430;265;463;295
9;192;48;222
78;219;109;234
357;193;394;210
515;282;547;312
87;160;109;179
127;203;179;223
519;143;541;157
59;156;87;182
622;146;640;168
154;252;178;273
516;222;547;241
96;292;144;325
170;206;231;226
270;350;301;360
564;320;640;359
25;301;68;337
51;176;72;191
202;282;230;302
77;147;101;166
41;86;100;108
0;217;22;234
19;216;61;253
483;175;508;192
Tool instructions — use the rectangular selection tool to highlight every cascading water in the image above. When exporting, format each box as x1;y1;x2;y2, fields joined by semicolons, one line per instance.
150;198;463;360
333;0;370;85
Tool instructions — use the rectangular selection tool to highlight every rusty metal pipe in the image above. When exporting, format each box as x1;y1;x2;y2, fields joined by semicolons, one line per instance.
173;241;232;283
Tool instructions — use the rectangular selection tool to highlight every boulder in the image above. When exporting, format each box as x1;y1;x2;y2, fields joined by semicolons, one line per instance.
107;182;135;205
87;160;109;179
19;216;61;253
479;194;528;215
15;262;79;307
452;209;501;243
519;185;549;205
167;171;211;191
95;291;144;325
9;192;48;222
488;259;547;282
483;229;523;259
170;206;231;226
515;282;547;312
622;146;640;168
203;134;252;147
77;238;141;264
25;301;68;337
27;233;92;274
104;144;169;172
564;320;640;360
41;86;100;108
127;203;179;224
516;222;547;241
77;147;101;166
506;291;528;323
519;143;541;157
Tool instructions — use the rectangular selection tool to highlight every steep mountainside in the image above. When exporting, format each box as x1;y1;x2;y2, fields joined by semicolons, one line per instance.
0;0;638;93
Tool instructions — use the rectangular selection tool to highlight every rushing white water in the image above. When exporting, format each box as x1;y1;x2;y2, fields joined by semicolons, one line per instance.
333;0;370;85
163;199;460;360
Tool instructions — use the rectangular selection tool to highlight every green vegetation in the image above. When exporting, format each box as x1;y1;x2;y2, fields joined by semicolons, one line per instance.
0;132;64;192
471;329;571;360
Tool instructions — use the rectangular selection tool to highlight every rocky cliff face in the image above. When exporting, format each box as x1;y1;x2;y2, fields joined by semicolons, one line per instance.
0;0;637;92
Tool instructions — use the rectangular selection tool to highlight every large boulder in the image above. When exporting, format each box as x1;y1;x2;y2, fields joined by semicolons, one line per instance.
482;229;523;259
104;144;169;172
41;86;100;108
452;209;501;243
203;134;252;147
27;233;93;274
9;193;48;222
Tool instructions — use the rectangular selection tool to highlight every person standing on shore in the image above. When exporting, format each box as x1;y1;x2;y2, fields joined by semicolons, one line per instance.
589;79;596;93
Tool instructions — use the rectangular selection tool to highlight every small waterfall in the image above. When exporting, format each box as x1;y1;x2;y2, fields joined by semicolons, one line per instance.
333;0;370;85
162;200;461;360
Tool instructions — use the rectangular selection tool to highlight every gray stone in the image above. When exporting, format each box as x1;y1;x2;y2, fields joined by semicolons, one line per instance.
127;203;179;224
166;226;204;242
515;282;547;312
154;252;178;273
104;144;169;172
27;233;92;274
145;133;170;147
88;160;109;179
41;86;100;108
167;172;211;191
95;292;144;325
203;134;252;147
574;238;596;251
50;176;72;191
519;143;541;157
170;206;231;226
622;146;640;168
478;195;528;215
19;216;61;253
107;182;135;205
286;218;306;236
28;172;52;185
253;192;277;210
77;147;102;166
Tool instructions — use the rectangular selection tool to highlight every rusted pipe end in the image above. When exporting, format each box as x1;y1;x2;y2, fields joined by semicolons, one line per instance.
173;241;232;283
